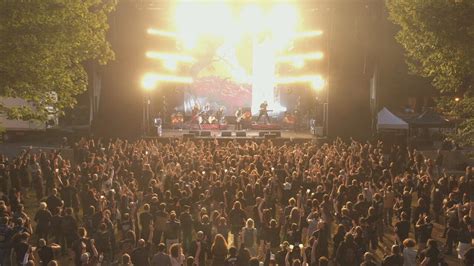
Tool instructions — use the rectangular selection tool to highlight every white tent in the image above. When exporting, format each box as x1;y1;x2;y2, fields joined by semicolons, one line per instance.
377;107;408;130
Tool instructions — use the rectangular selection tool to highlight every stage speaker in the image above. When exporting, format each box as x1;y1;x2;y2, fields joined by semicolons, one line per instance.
200;131;211;137
189;130;199;135
259;131;269;137
183;133;195;140
236;131;246;137
271;131;281;137
221;131;232;137
265;133;277;139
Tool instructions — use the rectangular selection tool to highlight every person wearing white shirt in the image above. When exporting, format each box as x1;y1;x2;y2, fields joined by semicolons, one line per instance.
402;238;417;266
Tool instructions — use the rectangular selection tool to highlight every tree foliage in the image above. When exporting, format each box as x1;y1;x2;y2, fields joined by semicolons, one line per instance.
387;0;474;145
0;0;116;121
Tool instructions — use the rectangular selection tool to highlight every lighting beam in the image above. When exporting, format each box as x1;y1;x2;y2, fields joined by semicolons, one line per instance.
145;51;196;63
277;52;324;62
276;75;325;90
147;28;177;38
144;73;193;85
294;31;323;39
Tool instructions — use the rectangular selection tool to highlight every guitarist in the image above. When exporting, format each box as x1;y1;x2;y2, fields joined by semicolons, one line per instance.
191;103;203;129
257;101;270;124
235;108;244;130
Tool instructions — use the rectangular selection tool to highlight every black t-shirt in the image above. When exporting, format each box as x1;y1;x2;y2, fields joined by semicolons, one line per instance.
229;209;246;228
131;246;151;266
139;212;153;229
179;212;193;232
13;241;29;264
38;246;54;266
422;247;440;266
419;223;433;243
35;209;52;228
382;254;403;266
395;220;410;240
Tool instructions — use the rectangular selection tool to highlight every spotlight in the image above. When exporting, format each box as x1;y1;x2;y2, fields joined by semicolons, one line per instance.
311;76;325;91
141;73;158;90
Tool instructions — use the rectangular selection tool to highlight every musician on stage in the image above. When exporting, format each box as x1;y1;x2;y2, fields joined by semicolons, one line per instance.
215;106;225;123
191;103;203;130
235;107;243;130
202;103;211;124
257;100;270;124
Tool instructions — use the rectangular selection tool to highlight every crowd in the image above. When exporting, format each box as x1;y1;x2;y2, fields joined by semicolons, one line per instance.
0;137;471;266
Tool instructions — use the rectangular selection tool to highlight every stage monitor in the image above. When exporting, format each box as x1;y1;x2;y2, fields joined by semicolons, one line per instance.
236;131;246;137
221;131;232;137
200;131;211;137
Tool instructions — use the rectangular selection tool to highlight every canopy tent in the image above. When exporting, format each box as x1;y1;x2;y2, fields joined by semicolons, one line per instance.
409;109;453;128
377;107;409;130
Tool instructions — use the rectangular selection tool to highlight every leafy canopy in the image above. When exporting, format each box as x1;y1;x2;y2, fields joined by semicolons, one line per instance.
387;0;474;145
0;0;116;120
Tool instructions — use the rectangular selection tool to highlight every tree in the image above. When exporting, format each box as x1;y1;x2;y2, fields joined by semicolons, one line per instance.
0;0;116;121
387;0;474;145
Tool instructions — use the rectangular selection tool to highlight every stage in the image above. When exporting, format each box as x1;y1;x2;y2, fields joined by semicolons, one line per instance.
147;128;319;143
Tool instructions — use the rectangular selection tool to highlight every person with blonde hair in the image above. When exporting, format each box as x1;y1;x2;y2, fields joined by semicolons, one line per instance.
241;218;257;256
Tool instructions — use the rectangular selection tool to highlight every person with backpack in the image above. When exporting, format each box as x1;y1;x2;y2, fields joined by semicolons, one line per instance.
241;218;257;257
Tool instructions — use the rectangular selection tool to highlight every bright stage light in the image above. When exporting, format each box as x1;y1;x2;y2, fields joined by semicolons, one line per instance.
240;5;263;34
277;52;324;63
175;2;234;50
142;73;158;91
147;28;177;38
268;3;299;50
295;31;323;39
293;58;305;68
155;74;193;84
163;60;177;71
276;75;325;90
146;51;196;63
142;73;193;88
311;76;326;91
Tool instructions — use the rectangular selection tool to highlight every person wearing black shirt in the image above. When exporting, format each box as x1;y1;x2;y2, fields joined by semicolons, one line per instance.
139;204;153;240
381;245;403;266
190;231;207;266
164;211;181;248
131;238;152;266
0;217;13;266
36;238;61;266
229;201;246;248
61;208;78;254
179;205;193;253
72;228;97;266
416;215;433;250
45;189;62;214
394;212;410;248
34;202;52;241
419;239;442;266
12;232;30;265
